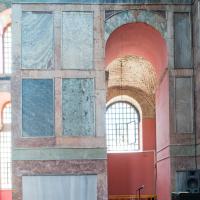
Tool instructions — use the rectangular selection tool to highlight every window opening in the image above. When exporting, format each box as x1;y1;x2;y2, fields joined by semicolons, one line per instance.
106;101;140;152
3;25;12;74
0;103;12;189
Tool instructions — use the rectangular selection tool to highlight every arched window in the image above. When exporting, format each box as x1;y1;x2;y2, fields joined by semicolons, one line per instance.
3;25;12;74
2;102;11;124
106;101;140;152
0;102;12;189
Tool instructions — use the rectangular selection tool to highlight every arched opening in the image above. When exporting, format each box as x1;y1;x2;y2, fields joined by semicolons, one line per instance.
106;22;168;199
106;100;140;152
2;24;12;74
0;8;11;75
0;102;12;190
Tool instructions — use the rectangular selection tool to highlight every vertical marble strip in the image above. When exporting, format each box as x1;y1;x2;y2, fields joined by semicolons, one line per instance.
21;12;54;69
174;12;192;68
62;78;95;136
11;72;22;140
175;77;193;133
94;7;105;68
22;79;55;137
55;77;62;137
167;11;174;68
62;12;94;69
54;11;62;70
22;175;97;200
12;4;22;71
95;90;106;137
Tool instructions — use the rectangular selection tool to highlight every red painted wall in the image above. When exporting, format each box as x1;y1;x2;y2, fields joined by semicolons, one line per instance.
156;72;171;200
105;22;169;197
0;190;12;200
157;159;171;200
108;152;155;195
143;119;156;151
108;118;156;196
156;73;170;151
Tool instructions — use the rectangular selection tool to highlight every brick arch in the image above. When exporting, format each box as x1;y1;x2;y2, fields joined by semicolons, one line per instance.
107;86;155;119
105;22;168;78
105;10;167;41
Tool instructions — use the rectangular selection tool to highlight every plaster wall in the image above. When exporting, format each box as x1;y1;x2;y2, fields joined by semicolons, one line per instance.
0;190;12;200
108;152;155;195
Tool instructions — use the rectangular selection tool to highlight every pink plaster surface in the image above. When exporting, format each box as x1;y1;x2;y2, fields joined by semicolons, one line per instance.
157;158;171;200
0;190;12;200
142;118;156;151
156;72;170;152
108;152;155;195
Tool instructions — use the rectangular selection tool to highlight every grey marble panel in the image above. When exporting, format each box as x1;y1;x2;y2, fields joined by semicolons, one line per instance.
22;12;54;69
62;12;93;69
22;175;97;200
175;77;193;133
62;78;95;136
22;79;54;137
174;13;192;68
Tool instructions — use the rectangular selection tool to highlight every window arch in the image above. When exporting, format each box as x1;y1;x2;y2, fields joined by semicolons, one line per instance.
106;101;140;152
0;102;12;189
2;102;11;124
3;24;12;74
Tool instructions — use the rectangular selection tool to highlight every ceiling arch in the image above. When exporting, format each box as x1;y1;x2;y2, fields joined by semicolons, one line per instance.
105;22;168;78
105;10;167;41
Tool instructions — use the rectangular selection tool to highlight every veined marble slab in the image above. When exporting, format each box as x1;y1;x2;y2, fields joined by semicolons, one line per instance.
22;175;97;200
62;78;95;136
62;12;93;69
22;79;54;137
0;0;11;7
174;12;192;68
13;148;107;160
22;12;54;69
175;77;193;133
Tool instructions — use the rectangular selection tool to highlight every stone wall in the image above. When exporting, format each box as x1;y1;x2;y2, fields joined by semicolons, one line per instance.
12;3;107;200
10;1;198;200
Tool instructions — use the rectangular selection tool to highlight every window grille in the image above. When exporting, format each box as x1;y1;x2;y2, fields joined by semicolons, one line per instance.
3;25;12;74
106;101;140;152
0;103;12;189
3;103;11;124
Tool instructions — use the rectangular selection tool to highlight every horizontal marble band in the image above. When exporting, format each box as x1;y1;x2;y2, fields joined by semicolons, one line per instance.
170;144;200;157
13;147;107;160
0;81;10;92
12;0;192;4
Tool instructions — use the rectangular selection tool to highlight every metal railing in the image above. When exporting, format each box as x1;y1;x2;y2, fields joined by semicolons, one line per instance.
109;194;157;200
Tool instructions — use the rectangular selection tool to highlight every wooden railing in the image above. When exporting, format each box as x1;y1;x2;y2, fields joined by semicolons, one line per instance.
109;194;157;200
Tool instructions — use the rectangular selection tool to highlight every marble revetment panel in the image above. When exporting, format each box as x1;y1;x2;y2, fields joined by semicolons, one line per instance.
22;79;54;137
22;175;97;200
62;12;93;69
22;12;54;69
175;77;193;133
62;78;95;136
174;12;192;68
